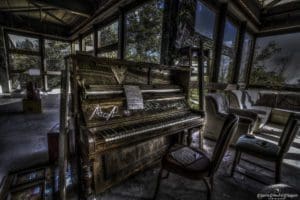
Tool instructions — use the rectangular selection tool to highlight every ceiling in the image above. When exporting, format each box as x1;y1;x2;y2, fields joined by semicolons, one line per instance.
0;0;106;37
257;0;300;8
0;0;299;38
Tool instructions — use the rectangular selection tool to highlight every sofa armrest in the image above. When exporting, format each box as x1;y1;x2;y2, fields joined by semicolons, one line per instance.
229;108;258;122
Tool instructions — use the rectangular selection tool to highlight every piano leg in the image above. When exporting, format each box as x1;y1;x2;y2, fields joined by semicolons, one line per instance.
81;159;93;197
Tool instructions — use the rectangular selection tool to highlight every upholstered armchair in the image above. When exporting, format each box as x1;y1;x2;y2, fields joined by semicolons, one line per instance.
204;93;258;143
227;90;272;129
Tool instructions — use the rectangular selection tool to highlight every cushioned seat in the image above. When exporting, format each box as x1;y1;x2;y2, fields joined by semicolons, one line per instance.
163;145;210;180
236;135;280;160
260;123;284;135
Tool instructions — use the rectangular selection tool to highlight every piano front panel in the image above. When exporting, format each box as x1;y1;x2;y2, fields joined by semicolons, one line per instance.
92;136;170;194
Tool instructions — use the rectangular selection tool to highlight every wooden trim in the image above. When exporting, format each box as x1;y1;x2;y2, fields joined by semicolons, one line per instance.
40;37;46;91
8;49;40;56
93;25;98;57
245;35;256;88
97;43;118;53
211;2;228;82
247;85;300;92
232;21;247;84
118;9;125;59
198;40;204;110
67;53;191;71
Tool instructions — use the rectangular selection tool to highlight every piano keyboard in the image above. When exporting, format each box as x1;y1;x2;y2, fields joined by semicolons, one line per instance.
97;113;201;142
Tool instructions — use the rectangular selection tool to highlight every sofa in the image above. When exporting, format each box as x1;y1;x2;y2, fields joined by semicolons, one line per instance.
227;89;300;136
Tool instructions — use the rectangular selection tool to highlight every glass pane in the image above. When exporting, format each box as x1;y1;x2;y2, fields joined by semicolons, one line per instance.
72;40;79;53
45;40;71;71
82;34;94;53
238;33;253;84
98;21;118;47
97;51;118;58
47;75;61;90
218;55;233;83
194;1;215;39
10;73;41;91
125;0;163;63
223;20;238;48
9;54;40;71
8;34;39;51
250;32;300;88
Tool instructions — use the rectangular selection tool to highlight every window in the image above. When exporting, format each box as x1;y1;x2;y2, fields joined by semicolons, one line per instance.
82;33;94;53
194;1;216;39
9;54;40;71
125;0;163;63
72;40;79;53
8;34;39;51
250;32;300;88
238;33;253;84
97;21;119;58
45;39;71;90
218;20;238;83
98;21;118;48
7;33;41;91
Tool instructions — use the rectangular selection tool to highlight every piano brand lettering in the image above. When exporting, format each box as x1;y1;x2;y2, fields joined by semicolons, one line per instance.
89;105;120;120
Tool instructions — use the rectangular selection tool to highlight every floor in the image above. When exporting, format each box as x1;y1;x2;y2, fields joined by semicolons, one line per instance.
0;95;300;200
0;94;59;183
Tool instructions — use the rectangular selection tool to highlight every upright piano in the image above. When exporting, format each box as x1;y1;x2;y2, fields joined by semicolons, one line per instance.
65;54;204;196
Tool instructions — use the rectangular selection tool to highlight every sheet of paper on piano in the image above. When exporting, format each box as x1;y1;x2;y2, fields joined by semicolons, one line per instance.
123;85;144;110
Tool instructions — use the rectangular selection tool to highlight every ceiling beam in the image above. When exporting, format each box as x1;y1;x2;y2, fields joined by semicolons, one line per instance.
0;6;58;12
0;11;70;37
29;2;68;26
262;1;300;16
264;0;282;9
30;0;93;18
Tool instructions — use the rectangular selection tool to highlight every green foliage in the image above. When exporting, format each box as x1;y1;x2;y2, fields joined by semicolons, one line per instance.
250;41;289;87
98;22;118;47
125;0;163;63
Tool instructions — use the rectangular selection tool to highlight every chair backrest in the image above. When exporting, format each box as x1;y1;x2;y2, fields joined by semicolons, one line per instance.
205;93;229;115
278;113;300;155
227;90;243;109
210;113;239;173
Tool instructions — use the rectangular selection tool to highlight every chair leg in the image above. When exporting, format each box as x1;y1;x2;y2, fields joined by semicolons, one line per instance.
162;171;169;179
153;168;163;200
275;160;282;183
203;178;211;200
209;175;214;192
230;150;241;176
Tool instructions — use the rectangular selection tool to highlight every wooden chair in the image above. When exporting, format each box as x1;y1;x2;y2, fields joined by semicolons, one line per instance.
153;114;238;200
230;113;300;183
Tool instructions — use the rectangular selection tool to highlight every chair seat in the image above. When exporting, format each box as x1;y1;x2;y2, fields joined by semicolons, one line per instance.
162;145;210;180
260;123;284;135
235;135;280;161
